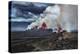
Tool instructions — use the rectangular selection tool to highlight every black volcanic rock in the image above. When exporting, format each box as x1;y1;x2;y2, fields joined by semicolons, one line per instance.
10;29;78;53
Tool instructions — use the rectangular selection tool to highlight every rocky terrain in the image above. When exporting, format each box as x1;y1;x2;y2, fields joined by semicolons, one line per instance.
9;29;78;53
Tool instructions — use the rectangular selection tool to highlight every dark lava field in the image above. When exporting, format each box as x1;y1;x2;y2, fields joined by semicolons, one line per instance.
9;29;78;53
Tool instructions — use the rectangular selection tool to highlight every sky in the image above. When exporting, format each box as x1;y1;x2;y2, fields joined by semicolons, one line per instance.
9;1;78;32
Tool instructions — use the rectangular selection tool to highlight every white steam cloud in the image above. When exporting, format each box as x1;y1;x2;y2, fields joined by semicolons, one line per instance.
26;4;78;32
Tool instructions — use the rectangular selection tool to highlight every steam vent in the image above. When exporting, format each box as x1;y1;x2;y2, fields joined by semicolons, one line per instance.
9;1;78;53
